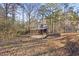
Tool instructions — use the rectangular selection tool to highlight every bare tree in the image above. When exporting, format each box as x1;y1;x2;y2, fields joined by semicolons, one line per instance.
24;4;37;35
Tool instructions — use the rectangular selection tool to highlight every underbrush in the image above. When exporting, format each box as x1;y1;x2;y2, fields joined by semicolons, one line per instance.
47;36;79;56
0;19;27;40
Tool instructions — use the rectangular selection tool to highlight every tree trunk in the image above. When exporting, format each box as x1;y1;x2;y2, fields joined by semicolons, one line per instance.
12;4;15;24
22;7;25;27
5;3;8;20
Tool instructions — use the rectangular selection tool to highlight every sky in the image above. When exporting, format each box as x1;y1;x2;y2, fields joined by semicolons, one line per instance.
2;3;79;22
70;3;79;11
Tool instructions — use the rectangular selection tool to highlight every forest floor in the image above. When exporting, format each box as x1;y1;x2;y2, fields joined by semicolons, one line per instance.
0;33;79;56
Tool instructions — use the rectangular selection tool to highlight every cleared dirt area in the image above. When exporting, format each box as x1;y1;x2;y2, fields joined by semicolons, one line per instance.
0;33;79;56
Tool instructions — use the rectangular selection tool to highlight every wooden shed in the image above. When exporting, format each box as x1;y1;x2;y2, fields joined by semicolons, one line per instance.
30;24;48;35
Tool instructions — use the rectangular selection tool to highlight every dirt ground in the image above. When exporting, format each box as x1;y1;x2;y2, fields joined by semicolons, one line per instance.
0;33;79;56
